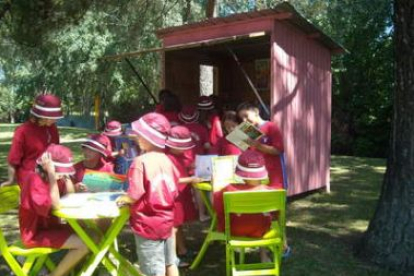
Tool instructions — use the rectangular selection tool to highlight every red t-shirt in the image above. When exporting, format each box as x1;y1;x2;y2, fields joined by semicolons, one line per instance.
72;160;114;184
8;121;59;185
208;114;223;147
210;137;242;156
214;184;272;238
255;122;284;189
184;122;209;155
127;152;179;240
166;152;198;226
19;173;72;248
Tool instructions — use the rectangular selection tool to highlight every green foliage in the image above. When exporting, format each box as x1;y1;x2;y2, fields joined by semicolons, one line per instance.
0;0;394;157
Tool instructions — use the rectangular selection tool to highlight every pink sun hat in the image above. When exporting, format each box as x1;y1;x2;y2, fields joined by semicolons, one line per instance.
103;120;123;137
178;105;200;124
166;126;195;150
235;150;268;180
81;134;111;157
197;96;214;110
30;94;63;119
130;112;171;149
36;144;75;175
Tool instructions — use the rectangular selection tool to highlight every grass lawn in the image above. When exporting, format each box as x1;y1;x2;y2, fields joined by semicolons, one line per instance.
0;124;399;276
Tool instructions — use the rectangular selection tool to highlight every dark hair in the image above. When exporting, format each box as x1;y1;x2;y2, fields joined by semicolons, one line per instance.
236;102;259;113
163;93;182;113
222;110;239;124
158;89;173;103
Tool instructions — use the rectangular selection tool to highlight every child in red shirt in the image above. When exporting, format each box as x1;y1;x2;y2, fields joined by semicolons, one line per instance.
19;144;89;276
102;120;123;152
237;102;284;189
214;150;275;262
210;111;242;156
116;113;179;276
197;96;223;147
2;94;63;187
178;105;212;221
156;91;182;126
166;126;203;267
72;134;114;190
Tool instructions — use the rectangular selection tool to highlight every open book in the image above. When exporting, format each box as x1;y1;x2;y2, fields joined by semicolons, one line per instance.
82;169;128;192
195;155;218;181
226;121;263;151
211;155;242;192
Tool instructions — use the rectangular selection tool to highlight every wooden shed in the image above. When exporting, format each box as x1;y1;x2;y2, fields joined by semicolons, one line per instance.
155;2;344;196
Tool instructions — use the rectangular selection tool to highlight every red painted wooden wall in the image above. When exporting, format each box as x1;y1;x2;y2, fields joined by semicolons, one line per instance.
271;22;331;195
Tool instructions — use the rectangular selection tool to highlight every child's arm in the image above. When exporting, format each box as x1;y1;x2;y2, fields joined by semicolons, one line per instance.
40;153;61;209
247;139;280;155
179;176;206;184
0;164;16;187
63;176;75;194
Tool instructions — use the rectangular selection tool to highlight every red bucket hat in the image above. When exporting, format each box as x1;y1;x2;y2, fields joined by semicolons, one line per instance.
235;150;268;180
178;105;200;124
197;96;214;110
130;113;171;149
81;134;111;157
36;144;75;175
30;94;63;119
103;120;122;137
166;126;195;150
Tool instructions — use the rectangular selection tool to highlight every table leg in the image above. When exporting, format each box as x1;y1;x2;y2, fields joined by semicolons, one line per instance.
66;214;128;276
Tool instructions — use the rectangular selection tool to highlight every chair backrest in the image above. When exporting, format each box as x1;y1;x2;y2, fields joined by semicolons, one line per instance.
223;189;286;240
0;185;20;213
0;185;20;253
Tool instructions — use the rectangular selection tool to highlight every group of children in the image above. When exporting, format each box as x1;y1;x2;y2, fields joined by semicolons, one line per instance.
1;91;287;276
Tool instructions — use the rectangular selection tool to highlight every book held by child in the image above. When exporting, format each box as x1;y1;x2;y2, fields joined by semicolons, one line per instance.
226;121;263;151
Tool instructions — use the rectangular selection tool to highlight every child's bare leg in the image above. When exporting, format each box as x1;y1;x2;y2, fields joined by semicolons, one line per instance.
49;235;89;276
175;227;187;256
166;264;179;276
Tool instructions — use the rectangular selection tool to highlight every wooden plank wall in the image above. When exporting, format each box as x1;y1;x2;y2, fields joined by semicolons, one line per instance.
271;21;332;196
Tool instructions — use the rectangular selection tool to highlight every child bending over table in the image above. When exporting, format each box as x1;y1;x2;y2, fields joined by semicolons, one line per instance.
72;133;114;191
19;144;89;276
210;110;242;156
214;150;274;262
166;126;204;267
178;105;211;222
116;113;180;276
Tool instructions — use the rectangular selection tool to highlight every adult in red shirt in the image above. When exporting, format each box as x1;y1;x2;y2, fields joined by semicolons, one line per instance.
116;113;179;276
2;94;63;187
197;96;223;147
210;111;242;156
72;134;114;189
237;102;284;189
19;144;89;276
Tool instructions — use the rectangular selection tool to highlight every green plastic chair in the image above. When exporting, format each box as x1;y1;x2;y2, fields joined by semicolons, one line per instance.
223;189;286;276
0;185;60;276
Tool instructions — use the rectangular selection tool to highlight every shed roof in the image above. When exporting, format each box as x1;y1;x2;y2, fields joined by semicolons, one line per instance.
157;2;345;53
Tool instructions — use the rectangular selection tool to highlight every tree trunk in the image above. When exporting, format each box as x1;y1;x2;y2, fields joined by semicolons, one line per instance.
206;0;216;18
358;0;414;272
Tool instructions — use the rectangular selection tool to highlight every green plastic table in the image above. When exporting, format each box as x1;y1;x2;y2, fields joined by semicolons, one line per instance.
53;193;141;276
190;182;226;270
